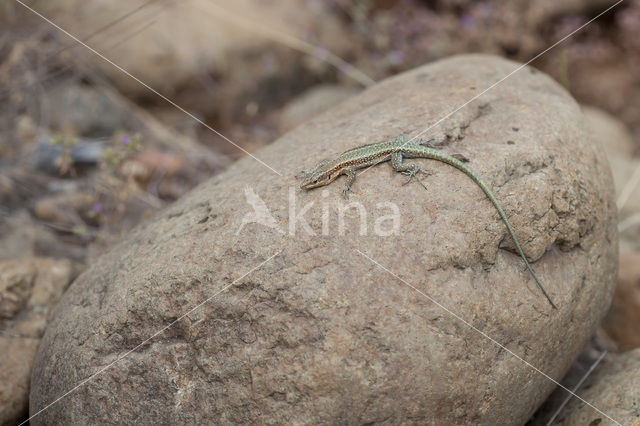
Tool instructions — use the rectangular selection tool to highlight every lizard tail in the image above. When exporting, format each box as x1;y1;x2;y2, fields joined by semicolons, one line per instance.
443;154;558;309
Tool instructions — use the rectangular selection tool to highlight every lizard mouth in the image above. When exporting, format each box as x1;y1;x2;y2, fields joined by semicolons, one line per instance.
299;175;324;189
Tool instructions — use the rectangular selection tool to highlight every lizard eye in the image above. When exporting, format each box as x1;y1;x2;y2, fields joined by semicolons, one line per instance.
312;179;318;184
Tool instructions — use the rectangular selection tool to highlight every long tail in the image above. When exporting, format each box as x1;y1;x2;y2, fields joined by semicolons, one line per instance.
431;149;558;309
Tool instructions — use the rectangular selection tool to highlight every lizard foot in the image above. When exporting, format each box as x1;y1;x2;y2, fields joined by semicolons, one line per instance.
401;168;430;190
341;186;351;199
401;168;430;183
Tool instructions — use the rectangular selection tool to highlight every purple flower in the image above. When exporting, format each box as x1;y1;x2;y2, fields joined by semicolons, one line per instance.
92;203;103;213
314;46;330;61
262;54;277;73
122;136;131;145
389;50;404;66
477;2;493;19
561;15;583;32
460;14;474;30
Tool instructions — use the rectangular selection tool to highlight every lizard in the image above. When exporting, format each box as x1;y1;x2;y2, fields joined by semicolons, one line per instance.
299;136;557;309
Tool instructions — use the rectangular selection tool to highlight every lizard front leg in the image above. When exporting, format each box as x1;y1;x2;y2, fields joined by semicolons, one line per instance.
341;167;358;198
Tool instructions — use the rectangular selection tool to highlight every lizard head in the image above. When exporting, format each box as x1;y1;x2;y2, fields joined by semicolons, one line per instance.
299;159;339;190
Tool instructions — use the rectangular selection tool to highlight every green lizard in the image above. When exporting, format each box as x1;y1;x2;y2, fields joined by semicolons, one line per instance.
299;136;557;309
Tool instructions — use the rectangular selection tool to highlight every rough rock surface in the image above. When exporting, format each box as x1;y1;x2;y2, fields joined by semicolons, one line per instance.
551;349;640;425
30;55;617;424
0;258;79;425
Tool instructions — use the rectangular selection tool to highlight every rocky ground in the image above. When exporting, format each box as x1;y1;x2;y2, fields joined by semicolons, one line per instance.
1;0;639;424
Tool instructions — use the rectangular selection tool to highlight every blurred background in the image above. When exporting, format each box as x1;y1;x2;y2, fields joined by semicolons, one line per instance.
1;0;638;261
0;0;639;423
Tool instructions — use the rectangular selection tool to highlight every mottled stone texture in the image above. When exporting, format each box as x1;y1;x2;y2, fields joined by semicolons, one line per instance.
30;55;617;424
552;349;640;425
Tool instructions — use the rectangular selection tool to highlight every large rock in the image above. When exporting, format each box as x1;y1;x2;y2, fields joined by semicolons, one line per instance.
550;349;640;425
582;107;640;351
583;105;635;158
595;136;640;252
602;251;640;351
30;55;617;424
582;105;640;250
33;0;352;97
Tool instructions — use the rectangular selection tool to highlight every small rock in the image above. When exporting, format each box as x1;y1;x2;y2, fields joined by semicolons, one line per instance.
33;191;95;228
549;349;640;425
31;139;105;175
43;84;127;137
0;262;35;320
0;210;88;262
0;172;17;209
0;258;79;426
0;211;49;260
0;166;51;209
16;115;38;143
601;251;640;351
129;149;184;177
119;149;186;200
